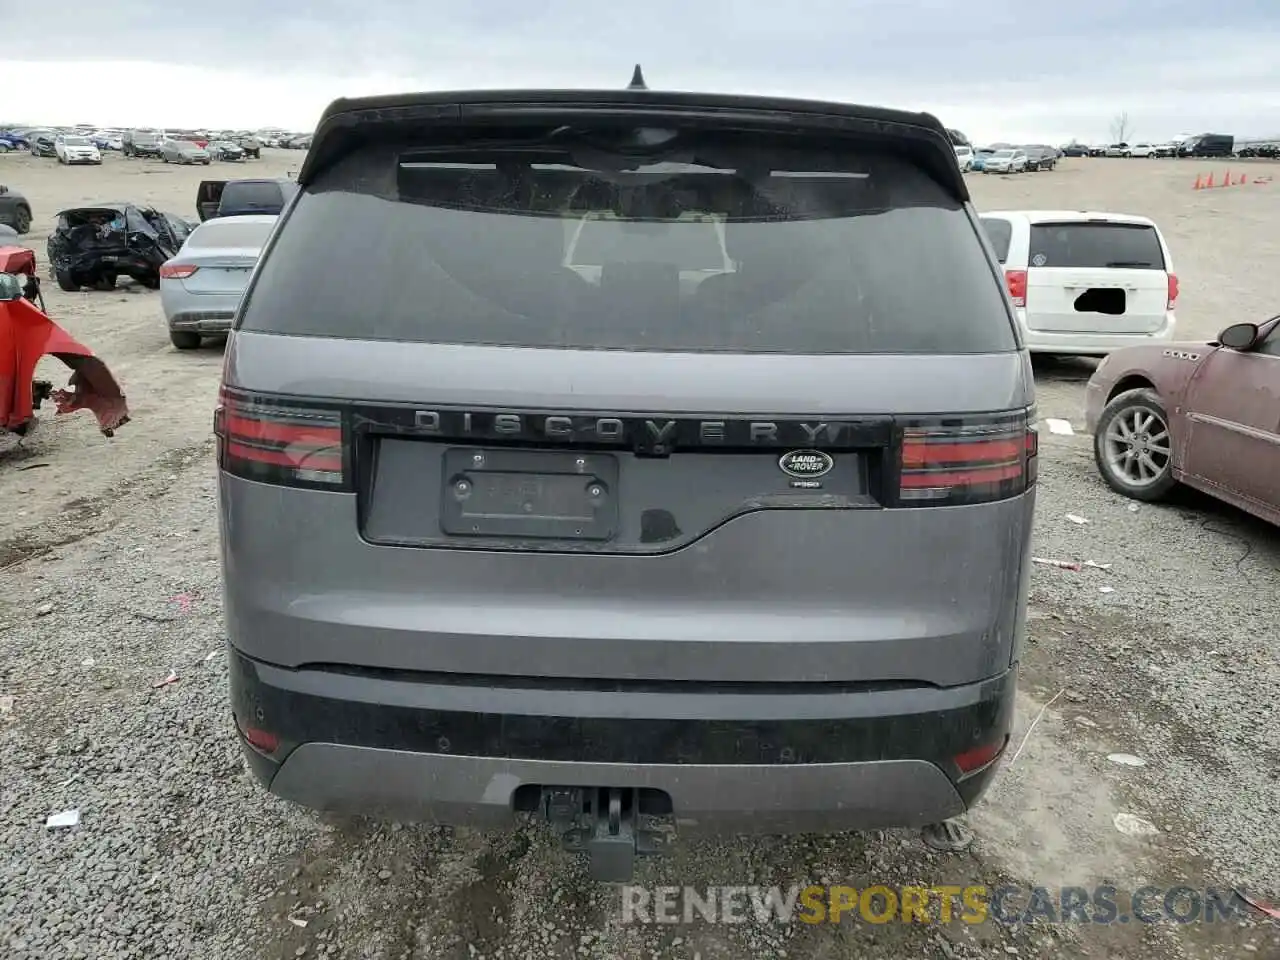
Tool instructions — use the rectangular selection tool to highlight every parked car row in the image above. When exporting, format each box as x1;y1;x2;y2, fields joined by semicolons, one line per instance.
1059;134;1253;159
0;123;282;163
121;129;265;164
957;144;1061;174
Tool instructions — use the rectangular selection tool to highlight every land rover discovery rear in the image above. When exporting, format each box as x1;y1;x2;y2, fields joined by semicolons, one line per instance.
218;81;1036;880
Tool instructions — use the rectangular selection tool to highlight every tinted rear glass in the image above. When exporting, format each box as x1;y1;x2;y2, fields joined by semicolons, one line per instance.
220;181;285;210
1029;223;1166;270
241;128;1014;353
980;218;1012;263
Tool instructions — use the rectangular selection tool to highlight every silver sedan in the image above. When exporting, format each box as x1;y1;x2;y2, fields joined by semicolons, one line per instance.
159;215;277;349
160;139;211;164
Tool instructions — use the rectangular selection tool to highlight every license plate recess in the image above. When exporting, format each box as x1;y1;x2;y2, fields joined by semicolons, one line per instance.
441;448;619;540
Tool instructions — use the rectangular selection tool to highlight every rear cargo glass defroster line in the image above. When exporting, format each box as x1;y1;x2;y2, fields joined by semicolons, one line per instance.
239;127;1015;354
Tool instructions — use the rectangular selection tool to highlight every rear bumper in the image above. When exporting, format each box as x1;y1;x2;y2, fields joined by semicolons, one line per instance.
162;285;241;332
230;647;1016;833
168;310;236;333
1018;309;1176;355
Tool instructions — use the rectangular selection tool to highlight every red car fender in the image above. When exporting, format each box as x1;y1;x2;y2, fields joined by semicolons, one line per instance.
0;295;129;435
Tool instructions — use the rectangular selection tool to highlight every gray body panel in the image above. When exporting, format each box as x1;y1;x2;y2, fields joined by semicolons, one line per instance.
222;475;1032;686
222;335;1033;686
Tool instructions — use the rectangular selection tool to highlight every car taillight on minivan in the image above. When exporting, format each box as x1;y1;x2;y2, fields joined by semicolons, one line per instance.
1005;269;1027;308
1167;273;1178;309
898;411;1037;506
214;387;349;489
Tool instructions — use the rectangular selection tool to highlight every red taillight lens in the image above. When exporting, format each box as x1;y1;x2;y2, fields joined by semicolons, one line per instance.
954;735;1008;777
160;263;198;279
1005;269;1027;308
1167;272;1178;309
235;715;280;755
214;386;348;488
898;411;1037;506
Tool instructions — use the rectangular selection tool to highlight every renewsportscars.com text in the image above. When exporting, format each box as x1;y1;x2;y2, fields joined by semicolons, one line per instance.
620;885;1256;925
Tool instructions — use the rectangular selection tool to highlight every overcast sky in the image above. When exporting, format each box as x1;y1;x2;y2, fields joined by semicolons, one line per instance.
5;1;1278;144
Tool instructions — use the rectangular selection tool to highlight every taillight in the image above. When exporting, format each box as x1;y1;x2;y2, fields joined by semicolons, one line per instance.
953;735;1009;778
160;263;198;279
236;716;280;756
214;386;348;489
897;410;1037;506
1167;273;1178;309
1005;269;1027;308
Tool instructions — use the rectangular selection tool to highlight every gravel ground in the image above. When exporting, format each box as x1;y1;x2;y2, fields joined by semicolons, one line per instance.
1;152;1278;960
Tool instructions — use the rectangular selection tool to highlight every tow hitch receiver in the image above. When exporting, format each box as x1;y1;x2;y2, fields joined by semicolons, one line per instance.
543;787;664;882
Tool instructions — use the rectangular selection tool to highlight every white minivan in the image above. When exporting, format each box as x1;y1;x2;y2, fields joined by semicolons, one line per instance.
979;210;1177;356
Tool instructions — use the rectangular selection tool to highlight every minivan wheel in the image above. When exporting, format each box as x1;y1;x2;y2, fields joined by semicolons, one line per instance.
14;205;30;234
1094;388;1176;501
55;268;80;292
169;330;202;350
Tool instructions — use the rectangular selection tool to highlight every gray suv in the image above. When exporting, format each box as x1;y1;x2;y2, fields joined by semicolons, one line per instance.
218;75;1036;881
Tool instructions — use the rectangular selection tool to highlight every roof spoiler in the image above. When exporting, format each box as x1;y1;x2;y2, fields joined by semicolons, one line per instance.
297;77;968;201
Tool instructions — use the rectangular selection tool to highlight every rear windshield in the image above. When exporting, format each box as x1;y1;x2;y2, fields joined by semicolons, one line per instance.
189;220;274;248
980;218;1012;263
1028;223;1166;270
240;128;1015;353
220;181;286;210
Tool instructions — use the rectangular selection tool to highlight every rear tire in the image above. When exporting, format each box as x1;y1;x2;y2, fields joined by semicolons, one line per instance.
14;205;31;234
169;330;201;350
55;268;80;292
1093;388;1177;502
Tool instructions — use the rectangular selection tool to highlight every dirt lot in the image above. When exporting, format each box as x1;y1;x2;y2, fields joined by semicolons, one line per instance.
1;150;1278;960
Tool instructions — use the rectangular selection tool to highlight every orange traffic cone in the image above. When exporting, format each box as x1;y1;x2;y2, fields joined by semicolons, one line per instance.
1238;173;1247;185
1194;173;1203;189
1223;169;1231;187
1205;171;1215;188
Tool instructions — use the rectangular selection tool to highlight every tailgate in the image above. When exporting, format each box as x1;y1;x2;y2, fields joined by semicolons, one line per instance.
223;98;1033;688
1025;267;1169;333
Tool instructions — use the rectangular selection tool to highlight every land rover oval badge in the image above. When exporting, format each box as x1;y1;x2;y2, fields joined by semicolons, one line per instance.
779;449;834;479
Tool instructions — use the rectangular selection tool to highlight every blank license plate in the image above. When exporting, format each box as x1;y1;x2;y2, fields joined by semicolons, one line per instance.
440;449;618;540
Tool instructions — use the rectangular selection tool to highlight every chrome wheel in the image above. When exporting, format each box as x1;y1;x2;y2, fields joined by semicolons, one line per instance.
1103;406;1171;486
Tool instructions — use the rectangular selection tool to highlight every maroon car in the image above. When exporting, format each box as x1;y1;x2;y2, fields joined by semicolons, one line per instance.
1086;315;1280;525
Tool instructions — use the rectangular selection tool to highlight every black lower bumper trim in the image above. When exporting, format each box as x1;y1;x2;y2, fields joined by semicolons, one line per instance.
230;648;1015;775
